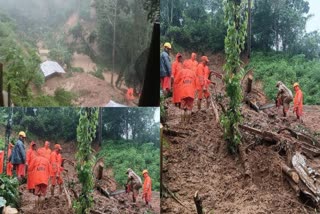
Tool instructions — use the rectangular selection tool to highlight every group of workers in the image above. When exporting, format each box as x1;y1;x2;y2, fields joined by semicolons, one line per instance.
160;42;304;122
126;168;152;207
0;131;64;210
276;81;304;121
160;42;216;123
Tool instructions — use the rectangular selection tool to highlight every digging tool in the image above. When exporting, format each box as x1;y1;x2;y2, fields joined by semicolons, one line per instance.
259;103;276;110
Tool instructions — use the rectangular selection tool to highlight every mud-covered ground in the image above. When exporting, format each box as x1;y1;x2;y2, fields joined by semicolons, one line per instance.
19;142;160;214
161;54;320;213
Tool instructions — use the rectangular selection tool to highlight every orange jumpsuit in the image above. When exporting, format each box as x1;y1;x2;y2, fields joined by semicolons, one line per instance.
293;87;303;117
26;142;37;190
7;144;13;176
37;147;51;160
196;63;210;100
126;88;135;102
183;53;198;72
171;54;183;104
0;151;3;174
142;174;152;203
50;151;63;185
29;155;50;196
176;69;197;110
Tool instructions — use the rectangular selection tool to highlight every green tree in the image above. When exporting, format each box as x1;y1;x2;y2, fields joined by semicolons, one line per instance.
74;108;98;214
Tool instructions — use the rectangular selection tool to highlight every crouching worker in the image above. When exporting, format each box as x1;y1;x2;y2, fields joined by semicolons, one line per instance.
142;170;152;207
126;168;142;203
29;152;50;210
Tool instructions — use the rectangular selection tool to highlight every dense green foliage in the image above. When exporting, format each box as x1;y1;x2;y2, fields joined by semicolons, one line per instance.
98;140;160;191
74;108;98;214
0;174;19;207
94;0;152;89
221;0;247;154
161;0;320;58
102;108;160;146
247;52;320;105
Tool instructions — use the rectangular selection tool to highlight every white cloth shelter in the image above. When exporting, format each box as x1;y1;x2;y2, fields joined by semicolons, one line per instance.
105;100;127;107
40;61;65;78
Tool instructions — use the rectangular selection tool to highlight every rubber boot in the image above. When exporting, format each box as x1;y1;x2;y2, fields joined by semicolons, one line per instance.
59;185;63;195
197;100;201;110
51;186;54;196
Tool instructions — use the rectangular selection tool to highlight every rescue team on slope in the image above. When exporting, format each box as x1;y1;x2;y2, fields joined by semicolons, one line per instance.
276;81;304;121
126;168;153;207
160;42;304;122
160;42;212;123
0;132;63;210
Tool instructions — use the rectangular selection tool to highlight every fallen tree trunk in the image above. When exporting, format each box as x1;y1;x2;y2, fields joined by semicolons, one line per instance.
193;191;204;214
239;125;280;142
284;175;300;197
281;162;300;184
63;184;72;209
278;128;319;146
163;128;190;137
96;185;110;198
246;74;253;94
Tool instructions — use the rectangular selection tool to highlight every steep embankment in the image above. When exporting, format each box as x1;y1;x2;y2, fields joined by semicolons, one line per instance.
161;53;320;213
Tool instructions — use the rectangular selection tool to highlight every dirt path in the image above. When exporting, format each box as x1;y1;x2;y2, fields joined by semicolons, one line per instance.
162;53;320;213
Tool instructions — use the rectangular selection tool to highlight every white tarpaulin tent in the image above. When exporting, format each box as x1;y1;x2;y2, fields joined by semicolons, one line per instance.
105;100;127;107
40;61;65;78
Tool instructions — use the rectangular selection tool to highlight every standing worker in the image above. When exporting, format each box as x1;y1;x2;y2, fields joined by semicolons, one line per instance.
10;131;26;182
171;53;183;107
126;168;142;203
160;42;172;96
38;141;51;160
142;170;152;207
175;68;197;123
276;81;293;117
26;141;38;193
29;152;50;210
49;144;63;196
293;82;303;121
196;56;211;110
6;142;14;176
183;52;198;72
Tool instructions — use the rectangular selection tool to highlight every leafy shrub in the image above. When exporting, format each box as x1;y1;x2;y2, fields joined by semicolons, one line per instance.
98;140;160;191
0;174;19;207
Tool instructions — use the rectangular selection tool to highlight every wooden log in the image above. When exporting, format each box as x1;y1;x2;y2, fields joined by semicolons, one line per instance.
163;128;190;137
97;164;103;180
96;185;110;198
193;191;204;214
239;125;280;142
284;175;300;197
278;128;319;146
281;163;300;184
246;74;253;93
63;184;72;209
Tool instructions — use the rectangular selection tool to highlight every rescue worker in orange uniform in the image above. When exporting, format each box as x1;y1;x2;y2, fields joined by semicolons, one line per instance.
126;88;135;105
49;144;63;196
171;53;183;107
276;81;293;117
142;170;152;207
29;152;50;210
196;56;211;110
10;131;26;182
293;82;303;121
26;141;38;193
37;141;51;160
175;68;197;123
183;52;198;72
6;143;14;176
0;151;3;174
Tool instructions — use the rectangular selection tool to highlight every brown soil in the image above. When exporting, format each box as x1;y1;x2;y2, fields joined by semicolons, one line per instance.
71;52;97;73
41;72;125;106
19;142;159;213
161;54;320;213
